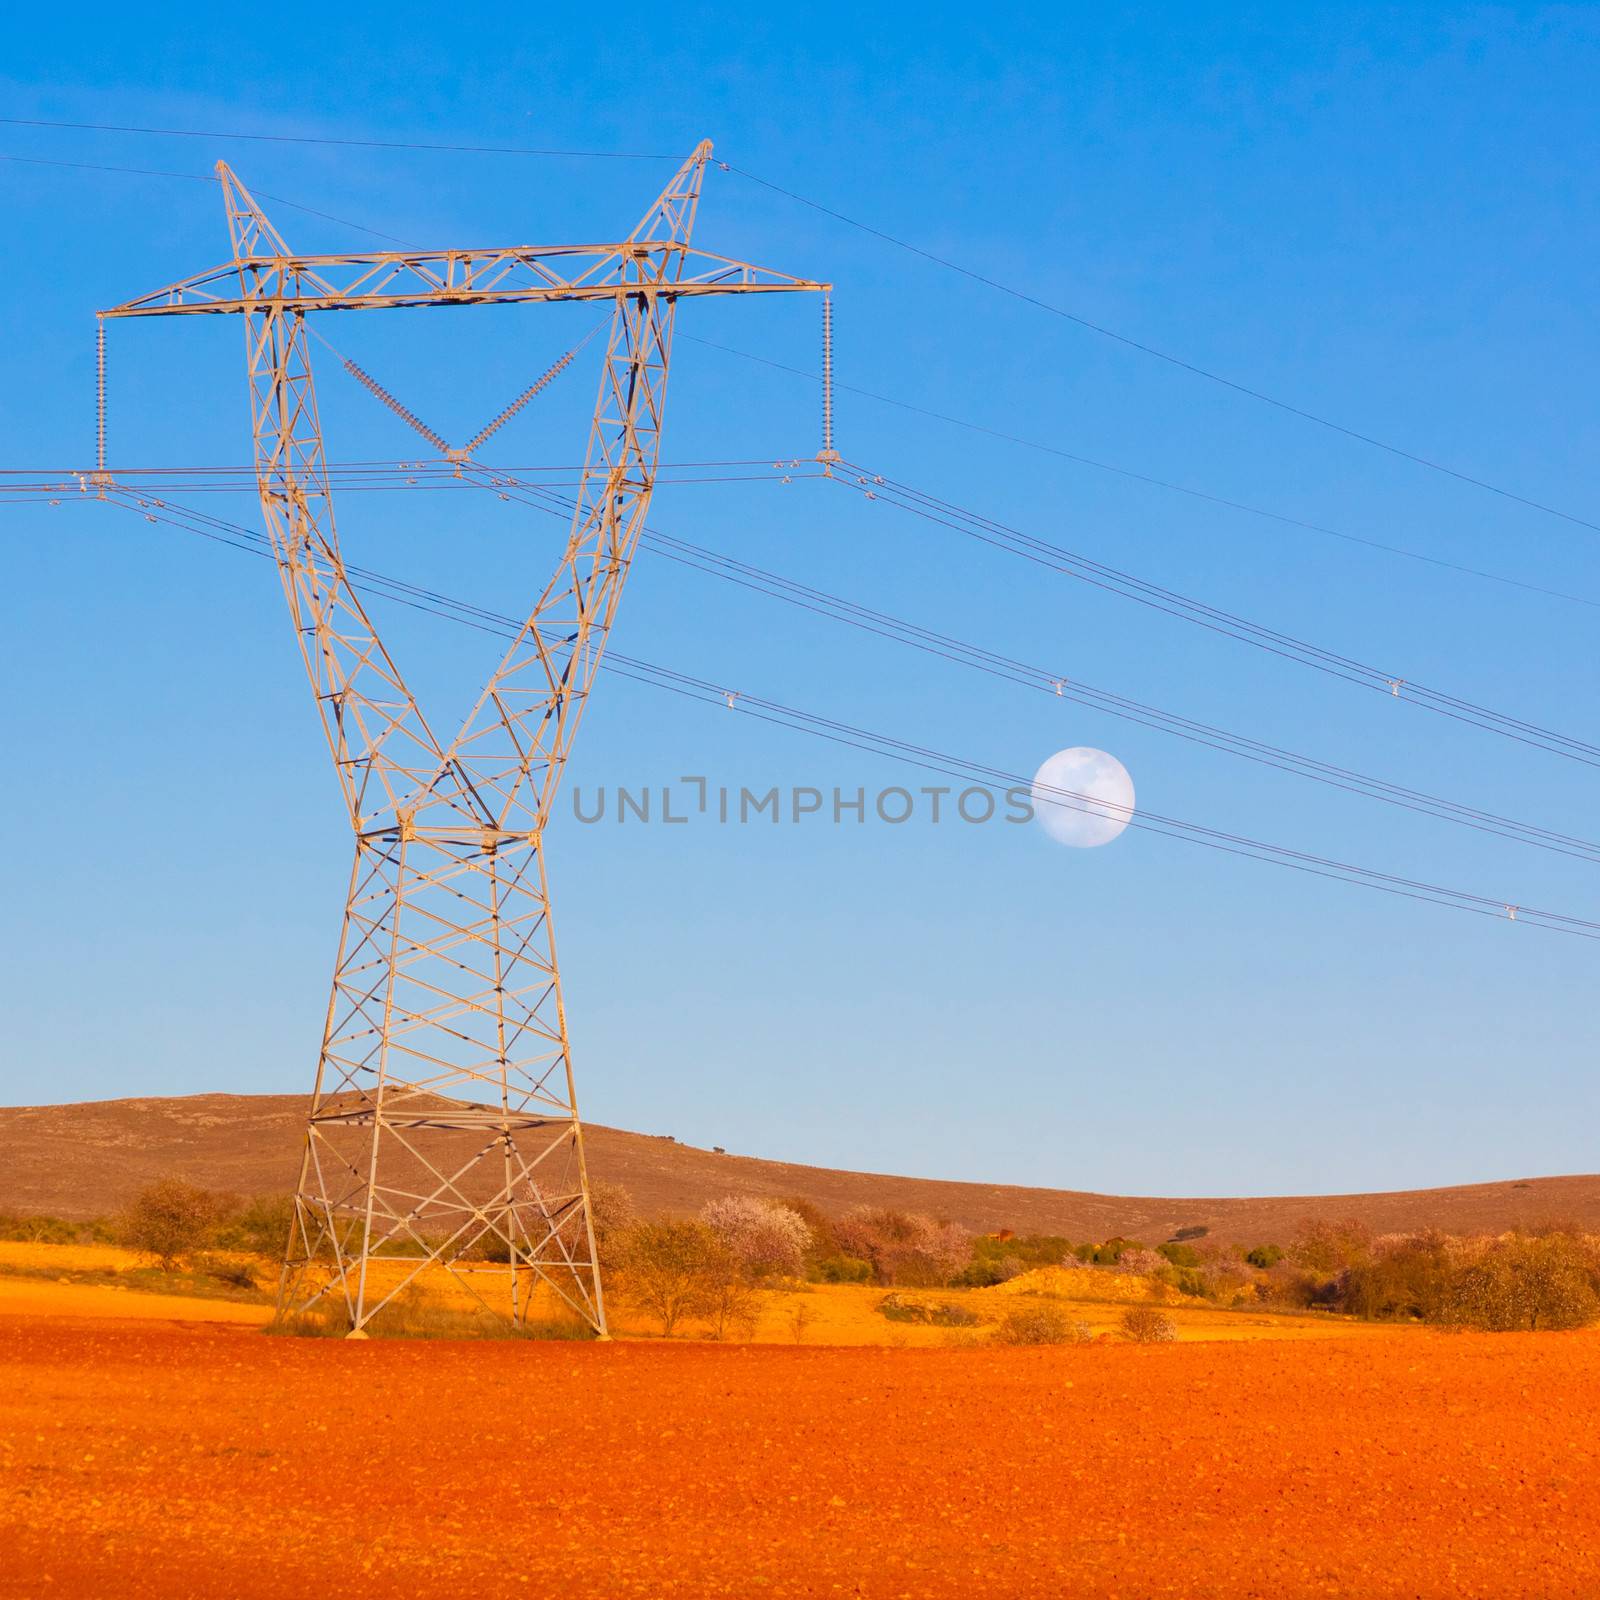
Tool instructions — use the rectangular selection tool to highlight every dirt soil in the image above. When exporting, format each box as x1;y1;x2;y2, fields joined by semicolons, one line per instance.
5;1092;1598;1243
2;1315;1596;1599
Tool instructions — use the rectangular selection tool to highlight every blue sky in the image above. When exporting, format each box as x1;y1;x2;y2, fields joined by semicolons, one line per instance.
3;4;1598;1197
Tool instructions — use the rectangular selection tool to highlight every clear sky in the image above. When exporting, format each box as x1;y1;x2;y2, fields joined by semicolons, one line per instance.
3;4;1598;1198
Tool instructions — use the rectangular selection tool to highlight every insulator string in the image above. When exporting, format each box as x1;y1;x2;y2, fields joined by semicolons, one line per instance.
340;357;450;454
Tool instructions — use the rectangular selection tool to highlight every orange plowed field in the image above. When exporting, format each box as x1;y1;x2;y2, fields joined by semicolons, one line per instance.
3;1317;1597;1598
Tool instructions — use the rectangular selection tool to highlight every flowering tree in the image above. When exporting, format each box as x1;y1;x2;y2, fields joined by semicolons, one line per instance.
1114;1248;1166;1277
701;1196;813;1279
834;1206;971;1286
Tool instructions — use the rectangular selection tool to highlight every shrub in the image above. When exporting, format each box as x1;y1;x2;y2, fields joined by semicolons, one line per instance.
1121;1306;1178;1343
813;1253;872;1284
121;1180;229;1270
1290;1218;1372;1275
701;1195;811;1279
0;1209;116;1246
834;1207;970;1286
1158;1242;1202;1269
614;1219;724;1336
782;1196;842;1266
1198;1258;1255;1306
1245;1244;1284;1270
953;1252;1028;1288
1114;1248;1166;1277
588;1180;638;1267
1441;1233;1600;1332
1341;1230;1455;1322
1083;1237;1146;1267
194;1253;259;1291
213;1194;295;1258
993;1303;1092;1345
1255;1260;1322;1309
877;1293;981;1327
964;1233;1078;1281
702;1258;761;1341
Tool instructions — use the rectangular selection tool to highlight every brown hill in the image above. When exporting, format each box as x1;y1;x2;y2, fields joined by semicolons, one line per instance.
0;1094;1595;1245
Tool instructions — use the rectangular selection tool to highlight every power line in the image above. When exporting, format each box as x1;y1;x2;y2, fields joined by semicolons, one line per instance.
26;441;1594;774
0;458;795;482
21;129;1600;602
718;162;1600;537
10;112;1593;534
460;467;1600;866
841;464;1600;769
0;152;411;245
58;461;1600;855
0;116;671;161
682;332;1600;613
55;488;1600;941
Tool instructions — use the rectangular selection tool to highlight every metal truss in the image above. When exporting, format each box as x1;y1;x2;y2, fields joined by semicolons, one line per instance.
104;141;828;1336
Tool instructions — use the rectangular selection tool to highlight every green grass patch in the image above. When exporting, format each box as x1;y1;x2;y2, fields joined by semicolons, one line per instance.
265;1291;597;1341
0;1258;275;1305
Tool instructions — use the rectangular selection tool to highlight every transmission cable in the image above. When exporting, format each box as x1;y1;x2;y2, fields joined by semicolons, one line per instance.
0;152;411;245
716;162;1600;537
0;116;672;160
11;113;1595;534
80;475;1600;865
447;464;1600;864
682;332;1600;614
65;489;1600;940
837;464;1600;769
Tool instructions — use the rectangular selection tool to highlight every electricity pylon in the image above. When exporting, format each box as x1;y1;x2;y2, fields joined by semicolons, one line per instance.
104;142;828;1336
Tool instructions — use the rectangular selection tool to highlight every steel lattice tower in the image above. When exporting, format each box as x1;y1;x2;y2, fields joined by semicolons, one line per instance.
104;142;828;1336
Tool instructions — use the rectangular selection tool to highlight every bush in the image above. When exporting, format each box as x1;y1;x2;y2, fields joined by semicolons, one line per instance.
1255;1260;1322;1309
121;1180;229;1270
954;1252;1029;1288
1121;1306;1178;1343
813;1253;872;1284
614;1220;722;1336
877;1293;981;1327
1198;1258;1255;1306
701;1195;811;1279
1341;1230;1454;1322
0;1209;116;1246
1081;1237;1147;1267
834;1207;970;1286
588;1180;638;1268
1290;1218;1372;1275
1158;1242;1202;1268
1441;1233;1600;1332
964;1233;1078;1282
782;1196;842;1267
213;1194;295;1258
612;1219;757;1338
993;1303;1092;1345
1114;1248;1166;1277
1245;1244;1284;1270
702;1261;761;1341
195;1253;259;1291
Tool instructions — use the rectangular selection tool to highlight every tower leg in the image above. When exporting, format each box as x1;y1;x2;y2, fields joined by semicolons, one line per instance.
277;830;605;1335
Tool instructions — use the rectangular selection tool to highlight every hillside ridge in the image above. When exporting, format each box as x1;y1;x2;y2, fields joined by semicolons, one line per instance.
1;1093;1595;1244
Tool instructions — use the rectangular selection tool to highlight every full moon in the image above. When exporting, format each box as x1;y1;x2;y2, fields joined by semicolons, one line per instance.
1030;747;1136;848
